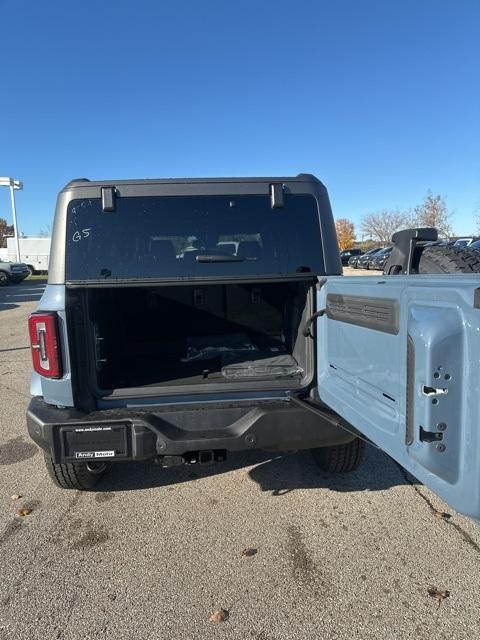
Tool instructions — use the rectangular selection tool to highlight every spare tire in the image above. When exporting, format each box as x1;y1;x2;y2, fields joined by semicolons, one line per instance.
417;246;480;274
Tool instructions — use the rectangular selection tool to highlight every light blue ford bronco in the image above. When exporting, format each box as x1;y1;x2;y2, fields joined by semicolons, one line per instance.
26;175;480;521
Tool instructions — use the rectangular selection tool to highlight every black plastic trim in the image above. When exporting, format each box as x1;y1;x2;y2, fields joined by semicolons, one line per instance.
405;335;415;445
474;288;480;309
101;186;116;212
65;274;317;288
270;183;284;208
326;294;400;335
26;396;354;463
385;227;438;275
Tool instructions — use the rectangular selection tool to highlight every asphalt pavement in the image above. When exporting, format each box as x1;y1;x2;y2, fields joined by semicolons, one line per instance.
1;281;480;640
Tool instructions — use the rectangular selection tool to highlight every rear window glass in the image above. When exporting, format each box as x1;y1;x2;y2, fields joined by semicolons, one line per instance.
65;194;322;281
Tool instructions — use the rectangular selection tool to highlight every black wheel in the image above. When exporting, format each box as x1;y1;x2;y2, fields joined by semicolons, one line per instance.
311;438;365;473
417;245;480;273
26;265;35;276
0;271;9;286
44;453;108;490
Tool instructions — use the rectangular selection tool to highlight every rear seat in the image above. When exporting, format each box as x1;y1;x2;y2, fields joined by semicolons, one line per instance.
225;284;283;337
148;283;285;339
237;240;263;259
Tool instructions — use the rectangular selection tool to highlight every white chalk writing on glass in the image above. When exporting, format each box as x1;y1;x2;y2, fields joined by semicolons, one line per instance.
72;229;91;242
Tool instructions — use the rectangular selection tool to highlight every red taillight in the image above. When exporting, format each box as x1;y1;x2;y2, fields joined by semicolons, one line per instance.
28;312;62;379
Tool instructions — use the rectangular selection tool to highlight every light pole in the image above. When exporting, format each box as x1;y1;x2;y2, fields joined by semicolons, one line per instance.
0;177;23;262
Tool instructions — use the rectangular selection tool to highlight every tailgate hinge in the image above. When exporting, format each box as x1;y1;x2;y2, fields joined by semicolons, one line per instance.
270;183;284;208
101;186;116;212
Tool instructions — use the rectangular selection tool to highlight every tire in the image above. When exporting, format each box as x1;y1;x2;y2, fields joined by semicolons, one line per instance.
418;245;480;273
26;265;35;276
0;271;9;286
44;453;107;490
311;438;365;473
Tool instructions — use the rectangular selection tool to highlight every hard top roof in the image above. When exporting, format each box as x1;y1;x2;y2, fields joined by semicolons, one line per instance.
62;173;322;191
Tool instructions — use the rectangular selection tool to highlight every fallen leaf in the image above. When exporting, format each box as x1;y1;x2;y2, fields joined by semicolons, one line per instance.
10;495;22;501
209;608;229;624
433;510;452;521
427;587;450;608
15;507;32;518
242;547;258;557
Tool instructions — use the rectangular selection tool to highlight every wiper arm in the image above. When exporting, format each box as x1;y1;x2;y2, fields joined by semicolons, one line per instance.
196;255;246;263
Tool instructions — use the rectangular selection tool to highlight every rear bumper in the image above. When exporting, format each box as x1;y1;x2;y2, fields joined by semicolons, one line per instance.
27;396;354;464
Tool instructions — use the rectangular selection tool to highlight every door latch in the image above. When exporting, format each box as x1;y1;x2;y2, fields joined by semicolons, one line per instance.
419;426;443;443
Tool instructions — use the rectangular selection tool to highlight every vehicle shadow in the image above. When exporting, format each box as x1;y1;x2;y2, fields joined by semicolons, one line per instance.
98;444;413;494
0;282;45;310
0;302;18;312
248;445;412;495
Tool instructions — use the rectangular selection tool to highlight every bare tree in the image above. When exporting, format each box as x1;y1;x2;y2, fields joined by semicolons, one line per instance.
474;202;480;234
413;192;452;239
361;210;409;244
335;218;356;251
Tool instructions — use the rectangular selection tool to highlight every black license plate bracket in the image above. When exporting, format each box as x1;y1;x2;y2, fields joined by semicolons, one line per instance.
60;423;130;461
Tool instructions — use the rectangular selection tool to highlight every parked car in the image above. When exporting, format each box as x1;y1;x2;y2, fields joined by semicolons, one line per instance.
369;246;393;271
347;253;362;268
340;248;363;266
469;240;480;250
25;176;480;523
453;237;480;248
0;259;30;286
356;247;384;269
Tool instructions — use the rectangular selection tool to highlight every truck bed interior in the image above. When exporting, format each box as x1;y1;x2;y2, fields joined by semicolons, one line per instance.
73;281;314;394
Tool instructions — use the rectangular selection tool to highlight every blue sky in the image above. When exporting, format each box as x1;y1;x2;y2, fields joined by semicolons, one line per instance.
1;0;479;236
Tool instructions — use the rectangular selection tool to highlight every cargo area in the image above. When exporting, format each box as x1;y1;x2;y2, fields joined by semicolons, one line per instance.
74;281;314;394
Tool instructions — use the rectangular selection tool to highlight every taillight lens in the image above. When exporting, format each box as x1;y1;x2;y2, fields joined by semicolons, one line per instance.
28;312;62;379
